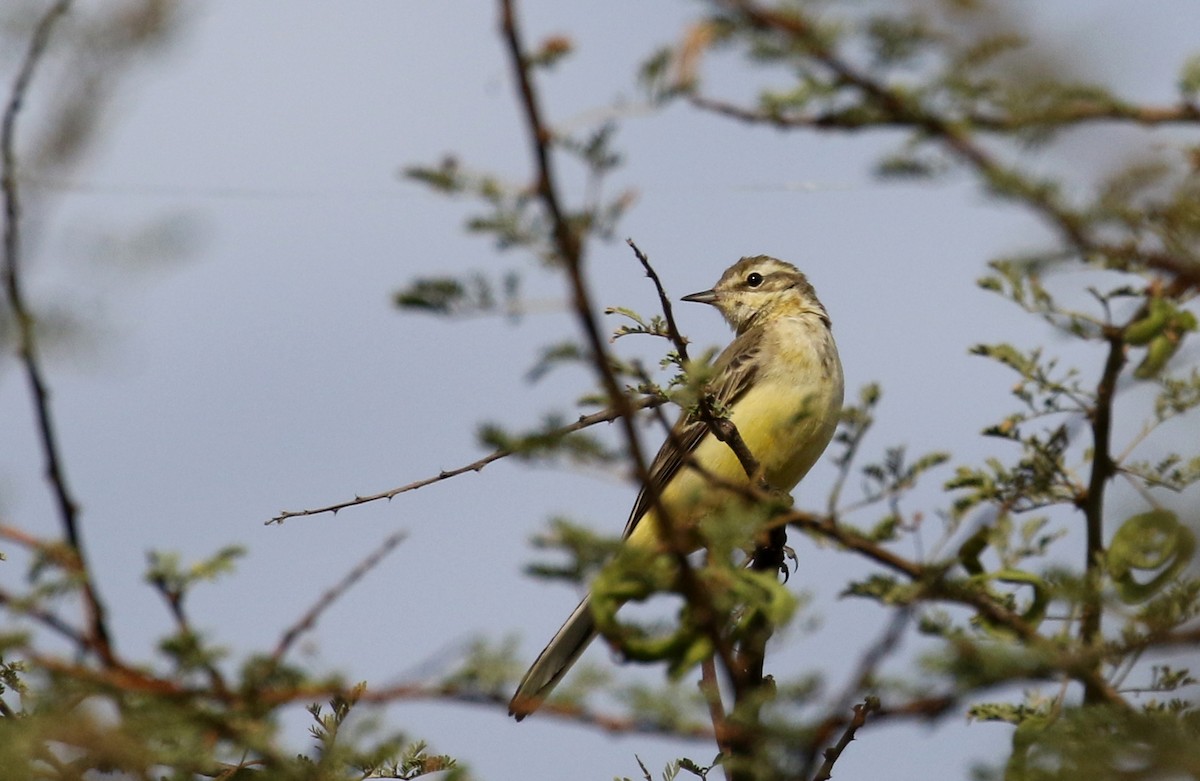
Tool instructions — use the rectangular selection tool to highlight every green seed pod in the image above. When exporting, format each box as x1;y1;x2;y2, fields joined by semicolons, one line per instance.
1108;509;1195;604
1124;297;1172;346
1134;332;1179;379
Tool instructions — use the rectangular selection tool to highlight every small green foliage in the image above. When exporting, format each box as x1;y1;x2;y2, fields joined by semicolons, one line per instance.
307;686;461;779
443;636;523;698
860;445;950;503
867;514;899;542
526;339;586;381
394;276;466;313
624;754;713;781
874;149;945;179
478;414;620;465
830;383;880;473
1147;664;1199;694
946;441;1077;517
998;705;1200;781
1128;578;1200;638
843;574;923;605
971;342;1090;418
1179;53;1200;98
403;157;468;193
1154;368;1200;420
0;657;27;700
968;700;1047;725
394;270;522;318
145;545;246;596
158;626;226;675
864;13;936;67
526;516;623;585
1122;454;1200;491
638;45;678;101
561;122;623;176
608;305;671;341
618;678;709;734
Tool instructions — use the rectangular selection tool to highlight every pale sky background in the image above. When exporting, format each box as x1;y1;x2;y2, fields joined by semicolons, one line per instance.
2;1;1197;779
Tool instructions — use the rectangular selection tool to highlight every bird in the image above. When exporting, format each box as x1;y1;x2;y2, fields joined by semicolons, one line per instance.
508;255;844;720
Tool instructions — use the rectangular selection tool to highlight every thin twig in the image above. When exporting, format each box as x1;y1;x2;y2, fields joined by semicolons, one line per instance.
269;397;664;523
699;656;732;761
810;697;880;781
272;529;408;661
801;610;909;777
0;585;89;650
625;238;765;484
147;570;230;698
626;238;691;365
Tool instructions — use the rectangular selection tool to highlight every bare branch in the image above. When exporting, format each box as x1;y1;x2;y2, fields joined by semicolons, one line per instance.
269;396;664;523
802;610;909;777
810;697;880;781
272;529;408;662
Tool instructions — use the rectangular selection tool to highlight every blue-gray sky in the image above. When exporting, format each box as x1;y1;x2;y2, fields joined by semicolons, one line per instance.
2;1;1197;778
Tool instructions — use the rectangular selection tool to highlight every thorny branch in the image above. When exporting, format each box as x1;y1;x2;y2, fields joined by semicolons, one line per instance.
811;697;880;781
269;396;666;523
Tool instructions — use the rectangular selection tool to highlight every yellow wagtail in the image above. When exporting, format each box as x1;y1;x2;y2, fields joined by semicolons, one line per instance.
509;255;844;719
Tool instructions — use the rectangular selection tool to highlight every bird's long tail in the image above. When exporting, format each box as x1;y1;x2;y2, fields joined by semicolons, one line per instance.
508;595;597;720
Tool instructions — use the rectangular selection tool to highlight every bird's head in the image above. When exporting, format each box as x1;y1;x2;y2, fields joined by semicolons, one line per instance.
682;255;829;334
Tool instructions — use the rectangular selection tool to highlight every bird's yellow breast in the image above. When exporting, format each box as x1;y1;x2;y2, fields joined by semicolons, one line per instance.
629;315;843;551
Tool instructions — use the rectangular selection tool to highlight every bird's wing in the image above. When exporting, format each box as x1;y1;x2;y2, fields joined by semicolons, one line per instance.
620;328;764;539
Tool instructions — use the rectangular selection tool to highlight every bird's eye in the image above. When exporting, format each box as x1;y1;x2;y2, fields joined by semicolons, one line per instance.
746;272;764;288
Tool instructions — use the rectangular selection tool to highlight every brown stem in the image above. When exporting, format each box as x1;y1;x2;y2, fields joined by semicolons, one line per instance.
811;698;880;781
1077;327;1125;703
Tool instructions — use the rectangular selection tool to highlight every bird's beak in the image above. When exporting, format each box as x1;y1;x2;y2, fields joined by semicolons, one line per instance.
681;289;718;305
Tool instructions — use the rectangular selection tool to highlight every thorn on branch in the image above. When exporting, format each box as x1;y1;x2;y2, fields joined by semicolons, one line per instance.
811;697;880;781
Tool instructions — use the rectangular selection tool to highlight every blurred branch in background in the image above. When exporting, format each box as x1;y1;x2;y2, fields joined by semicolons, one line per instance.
3;0;114;667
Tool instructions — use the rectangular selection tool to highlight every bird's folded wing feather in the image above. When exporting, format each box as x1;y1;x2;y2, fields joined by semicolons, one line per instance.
620;328;764;539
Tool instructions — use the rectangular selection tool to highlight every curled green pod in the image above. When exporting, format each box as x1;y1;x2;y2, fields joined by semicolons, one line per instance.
1125;297;1173;346
1134;333;1180;379
957;525;992;576
971;569;1050;636
1108;509;1196;604
590;548;687;662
